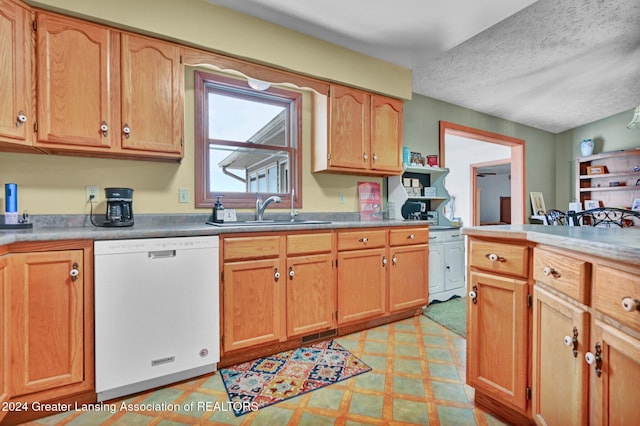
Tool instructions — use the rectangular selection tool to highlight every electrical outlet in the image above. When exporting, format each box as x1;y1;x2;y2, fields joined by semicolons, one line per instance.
178;188;189;203
86;185;99;202
338;192;345;204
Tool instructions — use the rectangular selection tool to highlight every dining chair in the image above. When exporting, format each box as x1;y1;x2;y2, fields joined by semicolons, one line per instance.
568;207;640;228
543;209;567;226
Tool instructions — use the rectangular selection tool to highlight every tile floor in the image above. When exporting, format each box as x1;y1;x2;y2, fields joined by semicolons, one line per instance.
26;315;508;425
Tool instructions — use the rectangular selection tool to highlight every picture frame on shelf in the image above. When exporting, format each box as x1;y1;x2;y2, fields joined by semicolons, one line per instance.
584;199;600;210
410;151;425;166
632;198;640;212
529;192;546;215
586;165;607;175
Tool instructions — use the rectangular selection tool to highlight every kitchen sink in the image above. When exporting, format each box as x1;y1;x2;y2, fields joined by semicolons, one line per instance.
206;219;332;227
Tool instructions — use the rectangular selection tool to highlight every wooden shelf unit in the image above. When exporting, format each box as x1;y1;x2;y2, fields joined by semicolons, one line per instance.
576;149;640;209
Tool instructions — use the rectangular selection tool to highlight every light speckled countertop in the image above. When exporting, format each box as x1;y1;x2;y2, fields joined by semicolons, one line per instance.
0;214;450;246
461;224;640;263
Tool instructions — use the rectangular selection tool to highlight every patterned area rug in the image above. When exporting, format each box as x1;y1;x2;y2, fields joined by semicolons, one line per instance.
220;339;371;416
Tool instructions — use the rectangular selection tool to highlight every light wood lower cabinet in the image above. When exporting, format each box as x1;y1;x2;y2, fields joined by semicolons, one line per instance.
2;240;94;424
223;257;283;352
589;320;640;426
388;227;429;312
0;255;8;424
532;285;589;426
467;271;529;412
337;247;386;324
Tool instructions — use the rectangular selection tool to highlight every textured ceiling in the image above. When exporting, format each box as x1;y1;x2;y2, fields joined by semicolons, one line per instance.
208;0;640;134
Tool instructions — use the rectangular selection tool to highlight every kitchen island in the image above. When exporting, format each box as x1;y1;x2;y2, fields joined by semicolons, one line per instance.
462;224;640;426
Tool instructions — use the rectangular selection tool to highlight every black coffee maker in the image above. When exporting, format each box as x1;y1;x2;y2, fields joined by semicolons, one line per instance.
104;187;134;227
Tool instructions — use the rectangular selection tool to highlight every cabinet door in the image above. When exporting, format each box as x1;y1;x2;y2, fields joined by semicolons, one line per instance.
8;250;86;396
428;242;445;299
36;13;116;148
286;253;335;337
0;256;7;423
467;271;529;412
223;258;283;352
337;247;386;324
370;95;402;173
444;240;465;291
328;85;369;170
120;34;183;156
532;286;589;426
389;243;428;311
589;320;640;426
0;0;32;146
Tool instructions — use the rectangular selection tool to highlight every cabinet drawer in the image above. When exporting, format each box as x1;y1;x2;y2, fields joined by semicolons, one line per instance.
469;239;529;278
338;229;386;251
594;264;640;334
287;232;333;255
223;235;281;261
429;229;462;244
533;248;590;304
389;227;428;246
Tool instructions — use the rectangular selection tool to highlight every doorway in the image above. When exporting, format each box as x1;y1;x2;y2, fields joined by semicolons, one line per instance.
472;160;511;226
439;121;525;226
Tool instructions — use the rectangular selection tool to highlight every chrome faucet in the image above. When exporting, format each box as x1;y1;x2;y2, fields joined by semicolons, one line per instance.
255;194;281;221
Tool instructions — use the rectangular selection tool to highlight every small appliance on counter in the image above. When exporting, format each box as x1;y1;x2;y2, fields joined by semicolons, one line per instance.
1;183;32;229
104;187;134;227
89;187;134;227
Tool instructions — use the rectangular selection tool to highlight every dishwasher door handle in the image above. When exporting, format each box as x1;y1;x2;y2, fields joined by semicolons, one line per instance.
148;250;177;259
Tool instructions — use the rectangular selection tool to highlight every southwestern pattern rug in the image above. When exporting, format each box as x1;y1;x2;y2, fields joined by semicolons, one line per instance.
220;339;371;416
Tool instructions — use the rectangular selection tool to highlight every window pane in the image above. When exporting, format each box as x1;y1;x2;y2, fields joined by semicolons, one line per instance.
208;93;287;146
209;144;289;194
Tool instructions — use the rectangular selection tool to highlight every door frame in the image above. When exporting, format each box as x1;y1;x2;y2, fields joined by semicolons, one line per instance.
439;121;526;224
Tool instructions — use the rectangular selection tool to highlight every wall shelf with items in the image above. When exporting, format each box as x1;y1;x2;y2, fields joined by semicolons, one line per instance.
388;165;452;225
576;148;640;209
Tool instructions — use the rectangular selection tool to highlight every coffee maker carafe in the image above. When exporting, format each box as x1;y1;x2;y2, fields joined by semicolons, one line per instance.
104;187;134;227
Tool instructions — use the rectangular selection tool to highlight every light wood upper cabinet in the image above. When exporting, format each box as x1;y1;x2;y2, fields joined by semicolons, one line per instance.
370;95;402;173
314;84;403;176
7;242;93;399
34;12;183;160
0;0;35;150
35;12;116;149
120;34;183;156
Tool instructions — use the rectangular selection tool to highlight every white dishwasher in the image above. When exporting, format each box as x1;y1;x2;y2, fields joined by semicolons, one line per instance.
94;236;219;402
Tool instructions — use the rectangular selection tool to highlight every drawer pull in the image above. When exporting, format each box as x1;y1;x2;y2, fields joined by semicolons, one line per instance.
359;237;369;243
408;234;415;240
621;297;640;312
585;342;602;377
485;253;506;262
543;266;562;278
429;236;437;240
469;286;478;304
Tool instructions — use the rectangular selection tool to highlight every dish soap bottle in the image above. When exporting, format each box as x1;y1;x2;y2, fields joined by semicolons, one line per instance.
212;195;224;223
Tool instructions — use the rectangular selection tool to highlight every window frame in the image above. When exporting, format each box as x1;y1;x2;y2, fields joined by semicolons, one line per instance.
194;70;303;208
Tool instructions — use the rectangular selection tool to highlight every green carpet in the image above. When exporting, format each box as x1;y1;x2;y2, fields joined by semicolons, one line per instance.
423;297;466;338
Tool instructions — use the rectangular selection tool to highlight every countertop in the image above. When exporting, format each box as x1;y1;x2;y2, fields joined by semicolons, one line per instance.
0;215;449;246
461;224;640;264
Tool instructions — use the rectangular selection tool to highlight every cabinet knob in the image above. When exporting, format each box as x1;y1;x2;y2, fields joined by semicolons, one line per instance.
289;266;295;279
564;326;579;357
274;268;280;281
408;234;415;240
359;237;369;243
372;154;378;161
100;121;109;137
363;153;369;161
16;111;27;126
585;342;602;377
543;266;561;278
392;255;397;265
621;297;640;312
469;286;478;304
123;123;131;138
564;335;573;346
485;253;506;262
382;256;388;266
69;262;80;282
